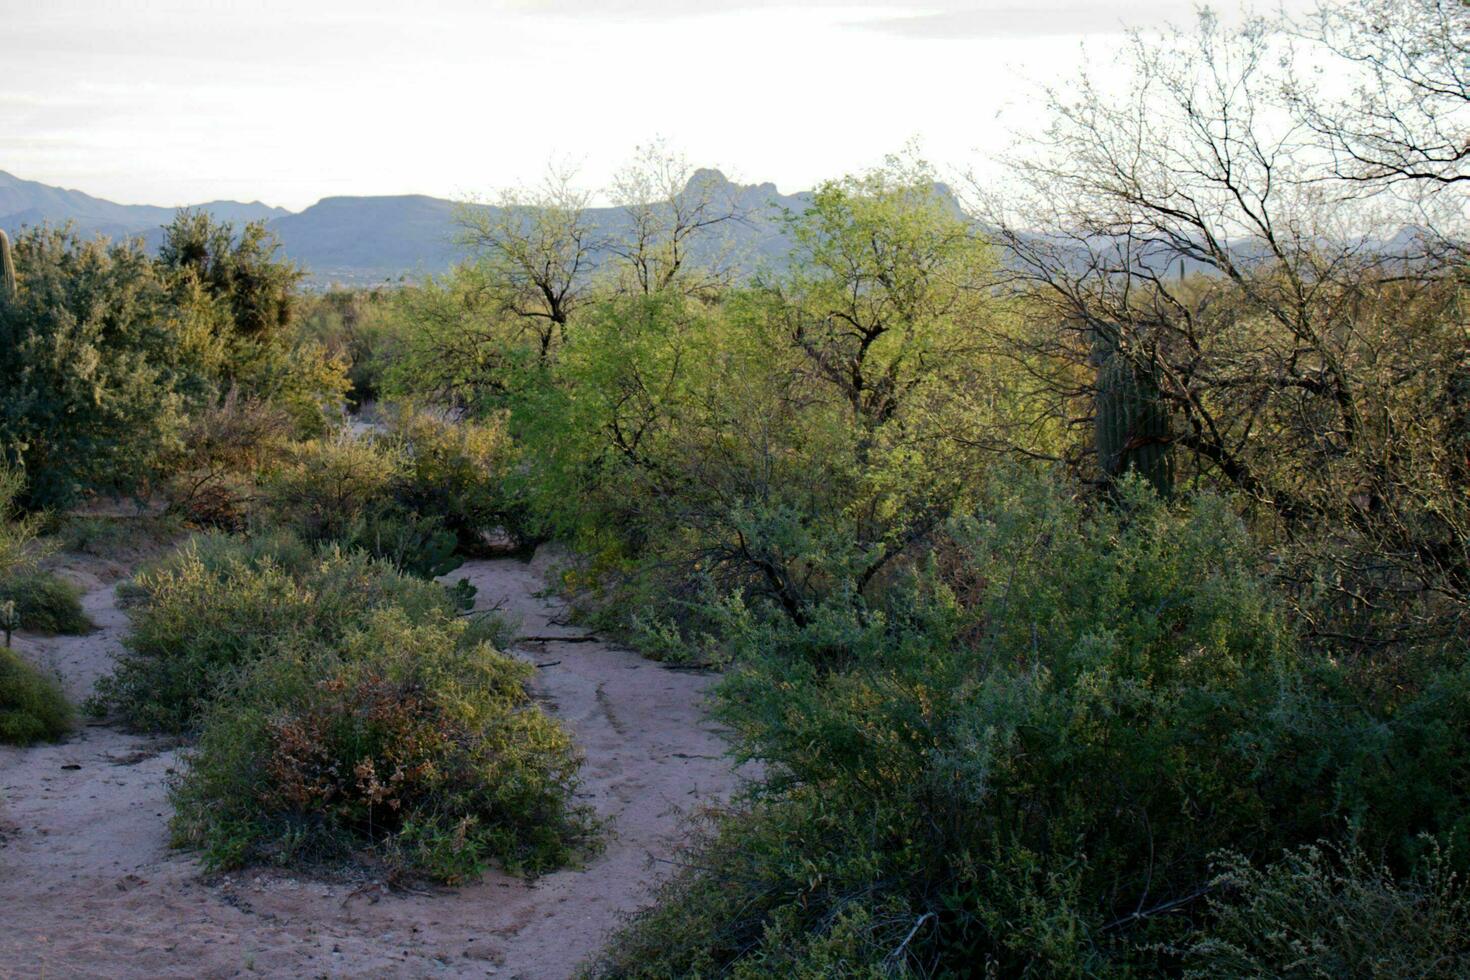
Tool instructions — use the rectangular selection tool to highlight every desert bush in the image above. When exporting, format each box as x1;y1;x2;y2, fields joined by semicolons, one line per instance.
157;210;300;342
0;214;350;510
0;466;86;637
0;227;214;508
94;533;456;733
385;409;523;553
169;608;595;881
164;389;293;531
156;211;351;437
0;464;42;578
231;337;350;439
0;571;91;635
1183;841;1470;978
257;435;402;544
51;513;185;560
293;288;399;407
349;508;463;579
586;474;1349;976
257;435;462;578
0;646;73;745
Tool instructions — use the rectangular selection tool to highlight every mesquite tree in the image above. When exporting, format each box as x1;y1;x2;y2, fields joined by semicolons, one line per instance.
977;7;1470;654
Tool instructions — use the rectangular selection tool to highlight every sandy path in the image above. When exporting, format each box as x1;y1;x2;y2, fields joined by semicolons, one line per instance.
0;549;741;979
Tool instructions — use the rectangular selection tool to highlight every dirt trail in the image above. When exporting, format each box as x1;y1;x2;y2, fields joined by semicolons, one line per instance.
0;549;741;979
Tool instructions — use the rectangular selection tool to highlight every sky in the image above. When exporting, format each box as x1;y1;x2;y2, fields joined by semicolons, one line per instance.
0;0;1317;211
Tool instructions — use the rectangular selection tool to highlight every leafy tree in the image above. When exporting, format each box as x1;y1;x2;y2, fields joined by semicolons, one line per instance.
158;210;346;431
768;161;991;433
158;209;301;341
453;167;599;364
607;140;743;298
979;8;1470;660
0;227;219;507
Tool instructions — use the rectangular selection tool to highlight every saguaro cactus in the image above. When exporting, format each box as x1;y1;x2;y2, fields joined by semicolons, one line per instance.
1094;329;1174;496
0;229;15;302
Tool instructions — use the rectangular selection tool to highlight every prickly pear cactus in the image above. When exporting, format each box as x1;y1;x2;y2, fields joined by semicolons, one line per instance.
1095;332;1174;496
0;229;14;302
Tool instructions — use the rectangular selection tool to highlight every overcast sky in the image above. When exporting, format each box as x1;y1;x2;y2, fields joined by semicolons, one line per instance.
0;1;1314;211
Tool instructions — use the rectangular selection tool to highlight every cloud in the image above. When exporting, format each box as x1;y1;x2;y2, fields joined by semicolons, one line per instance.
856;4;1195;40
507;0;1319;38
507;0;890;13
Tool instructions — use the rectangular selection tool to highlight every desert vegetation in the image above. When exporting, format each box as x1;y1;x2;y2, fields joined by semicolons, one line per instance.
1;203;594;882
0;465;77;744
1;0;1467;974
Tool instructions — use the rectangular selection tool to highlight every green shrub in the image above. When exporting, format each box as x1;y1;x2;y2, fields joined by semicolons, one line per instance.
587;473;1340;976
169;608;596;881
257;434;463;578
592;469;1470;975
385;409;524;553
350;506;462;580
163;390;294;532
0;571;91;635
0;464;42;578
0;646;73;744
257;435;402;546
51;513;185;560
94;533;456;733
1184;841;1470;978
0;228;208;508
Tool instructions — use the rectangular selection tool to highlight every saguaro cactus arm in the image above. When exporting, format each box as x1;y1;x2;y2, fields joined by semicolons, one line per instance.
1094;329;1174;496
0;229;15;302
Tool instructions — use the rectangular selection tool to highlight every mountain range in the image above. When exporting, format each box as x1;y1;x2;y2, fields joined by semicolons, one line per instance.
0;169;809;286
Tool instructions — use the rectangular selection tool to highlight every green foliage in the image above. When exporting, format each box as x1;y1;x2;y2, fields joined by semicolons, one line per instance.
1184;841;1470;978
258;435;403;546
157;210;301;341
256;434;463;577
163;389;294;531
772;162;995;431
51;513;185;560
378;262;556;417
383;409;524;553
152;210;350;437
588;471;1465;976
504;162;1027;647
0;463;75;643
228;331;350;439
0;463;42;579
169;608;596;881
94;532;455;733
256;416;517;574
0;227;213;507
292;288;398;406
0;645;73;745
0;571;91;635
0;214;347;509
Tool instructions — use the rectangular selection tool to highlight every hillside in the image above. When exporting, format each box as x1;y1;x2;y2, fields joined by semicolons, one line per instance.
0;170;287;245
0;168;809;285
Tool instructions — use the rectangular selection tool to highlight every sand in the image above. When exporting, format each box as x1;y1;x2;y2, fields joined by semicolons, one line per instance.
0;548;741;979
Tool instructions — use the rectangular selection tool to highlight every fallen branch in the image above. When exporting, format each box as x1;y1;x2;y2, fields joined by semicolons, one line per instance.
1101;885;1214;932
884;912;936;972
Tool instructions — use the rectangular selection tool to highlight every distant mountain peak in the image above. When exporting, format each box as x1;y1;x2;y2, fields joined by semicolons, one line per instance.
0;168;813;286
686;167;732;190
